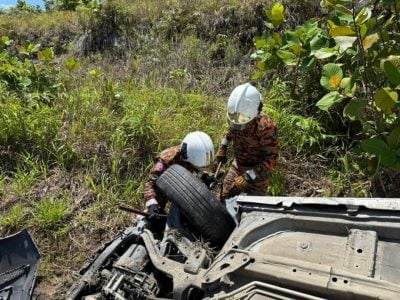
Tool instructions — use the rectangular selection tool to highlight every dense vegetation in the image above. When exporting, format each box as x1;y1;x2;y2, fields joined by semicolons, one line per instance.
0;0;399;297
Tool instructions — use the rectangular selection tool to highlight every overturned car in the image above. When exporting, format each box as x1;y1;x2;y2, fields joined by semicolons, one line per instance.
67;164;400;300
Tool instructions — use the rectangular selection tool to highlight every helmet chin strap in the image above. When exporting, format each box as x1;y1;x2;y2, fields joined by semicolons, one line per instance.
181;142;188;159
258;102;263;113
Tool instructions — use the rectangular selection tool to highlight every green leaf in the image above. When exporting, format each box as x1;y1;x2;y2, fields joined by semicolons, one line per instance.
28;43;40;54
254;37;266;49
19;78;32;88
316;91;344;111
273;33;283;45
360;24;368;38
340;77;351;88
320;63;343;90
362;33;379;50
1;36;12;46
333;36;357;53
256;61;266;71
310;34;327;54
387;127;400;150
320;0;353;10
342;153;350;172
284;31;301;46
65;58;80;72
302;57;316;70
252;71;264;80
355;7;372;25
314;47;338;59
384;61;400;85
329;26;356;37
380;55;400;71
277;50;297;65
335;4;353;15
37;48;54;62
375;88;398;113
361;137;397;167
340;76;356;96
89;68;103;78
343;98;367;120
290;44;304;55
266;3;285;27
18;46;29;56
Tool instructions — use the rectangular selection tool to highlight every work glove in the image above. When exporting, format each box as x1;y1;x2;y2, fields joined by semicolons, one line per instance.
215;146;228;165
145;203;165;233
233;175;249;191
200;172;216;188
221;175;249;200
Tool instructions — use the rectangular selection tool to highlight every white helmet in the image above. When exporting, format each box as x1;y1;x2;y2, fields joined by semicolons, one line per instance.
227;83;262;130
181;131;215;168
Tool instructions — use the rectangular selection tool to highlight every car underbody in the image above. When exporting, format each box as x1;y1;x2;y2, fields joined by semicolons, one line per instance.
66;196;400;300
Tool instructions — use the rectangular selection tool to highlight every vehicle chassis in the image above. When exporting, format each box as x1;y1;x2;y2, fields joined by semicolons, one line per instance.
67;196;400;300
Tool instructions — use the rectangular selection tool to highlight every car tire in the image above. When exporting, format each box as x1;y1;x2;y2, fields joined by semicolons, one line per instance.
156;164;235;246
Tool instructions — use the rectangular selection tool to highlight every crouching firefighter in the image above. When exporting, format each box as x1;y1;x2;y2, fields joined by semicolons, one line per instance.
216;83;279;200
142;131;215;232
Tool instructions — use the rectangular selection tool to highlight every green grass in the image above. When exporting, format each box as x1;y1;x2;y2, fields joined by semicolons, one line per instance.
31;197;69;230
8;154;48;195
0;174;5;197
0;203;26;233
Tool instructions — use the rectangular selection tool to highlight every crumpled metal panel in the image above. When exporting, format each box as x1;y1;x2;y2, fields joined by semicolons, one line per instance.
0;229;41;300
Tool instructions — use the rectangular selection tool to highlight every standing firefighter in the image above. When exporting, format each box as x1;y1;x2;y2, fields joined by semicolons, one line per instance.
143;131;215;231
216;83;279;199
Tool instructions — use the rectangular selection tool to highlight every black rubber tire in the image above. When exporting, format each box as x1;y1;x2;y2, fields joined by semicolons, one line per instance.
156;164;235;246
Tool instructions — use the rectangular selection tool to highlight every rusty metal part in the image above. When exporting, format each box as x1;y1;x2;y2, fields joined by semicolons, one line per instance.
118;204;167;218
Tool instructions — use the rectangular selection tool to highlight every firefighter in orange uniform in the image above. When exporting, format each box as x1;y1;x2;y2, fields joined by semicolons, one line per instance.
143;131;215;231
216;83;279;199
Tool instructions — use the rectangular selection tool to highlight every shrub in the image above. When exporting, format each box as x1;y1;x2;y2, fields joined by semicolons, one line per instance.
252;1;400;172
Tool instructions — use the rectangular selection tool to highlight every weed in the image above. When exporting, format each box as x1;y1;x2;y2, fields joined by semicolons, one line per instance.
267;166;286;196
31;196;69;230
0;202;26;233
0;174;5;197
12;166;39;195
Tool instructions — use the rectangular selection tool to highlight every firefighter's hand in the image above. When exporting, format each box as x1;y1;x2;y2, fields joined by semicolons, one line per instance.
146;204;165;232
147;203;161;218
200;172;216;188
215;147;227;165
222;175;249;200
233;175;248;191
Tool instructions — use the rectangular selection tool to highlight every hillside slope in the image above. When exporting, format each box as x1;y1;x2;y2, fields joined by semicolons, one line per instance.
0;0;398;298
